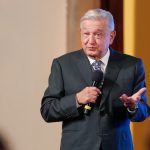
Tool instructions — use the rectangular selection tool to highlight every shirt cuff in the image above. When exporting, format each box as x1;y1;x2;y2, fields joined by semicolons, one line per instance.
127;105;138;114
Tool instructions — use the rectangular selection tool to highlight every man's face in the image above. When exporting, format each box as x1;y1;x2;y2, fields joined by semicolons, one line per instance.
80;19;116;59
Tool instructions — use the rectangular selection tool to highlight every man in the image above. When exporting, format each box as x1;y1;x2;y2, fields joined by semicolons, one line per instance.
40;9;150;150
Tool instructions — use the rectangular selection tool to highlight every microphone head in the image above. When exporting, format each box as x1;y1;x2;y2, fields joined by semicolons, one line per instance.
92;70;103;83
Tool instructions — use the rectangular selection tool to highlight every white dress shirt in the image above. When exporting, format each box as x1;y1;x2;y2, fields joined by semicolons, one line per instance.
87;48;110;74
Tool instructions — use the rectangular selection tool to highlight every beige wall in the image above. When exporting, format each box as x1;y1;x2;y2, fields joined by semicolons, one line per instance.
0;0;67;150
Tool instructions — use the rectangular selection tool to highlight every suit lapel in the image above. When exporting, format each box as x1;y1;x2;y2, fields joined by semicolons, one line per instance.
100;49;123;109
76;50;93;86
76;49;123;110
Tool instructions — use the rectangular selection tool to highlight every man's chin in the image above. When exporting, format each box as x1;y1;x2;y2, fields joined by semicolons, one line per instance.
87;53;99;59
83;49;100;58
86;50;96;55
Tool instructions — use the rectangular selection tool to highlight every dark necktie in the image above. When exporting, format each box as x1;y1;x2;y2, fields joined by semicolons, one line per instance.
92;60;103;71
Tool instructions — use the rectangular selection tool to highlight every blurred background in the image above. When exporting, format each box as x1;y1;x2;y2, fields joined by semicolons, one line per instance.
0;0;150;150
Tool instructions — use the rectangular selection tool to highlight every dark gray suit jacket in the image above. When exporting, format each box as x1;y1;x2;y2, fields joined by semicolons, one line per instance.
41;49;150;150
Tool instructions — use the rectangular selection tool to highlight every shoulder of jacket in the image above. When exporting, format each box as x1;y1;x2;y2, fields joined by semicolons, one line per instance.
110;48;142;62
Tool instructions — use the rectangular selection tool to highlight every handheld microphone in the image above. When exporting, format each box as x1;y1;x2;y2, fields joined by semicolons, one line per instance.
84;70;103;115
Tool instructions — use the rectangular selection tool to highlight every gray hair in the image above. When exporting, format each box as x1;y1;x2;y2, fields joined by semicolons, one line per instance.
80;9;115;31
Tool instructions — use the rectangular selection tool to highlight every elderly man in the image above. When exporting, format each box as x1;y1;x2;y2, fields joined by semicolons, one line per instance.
41;9;150;150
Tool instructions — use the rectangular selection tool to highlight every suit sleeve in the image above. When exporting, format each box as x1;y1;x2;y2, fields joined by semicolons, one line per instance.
40;59;81;122
129;59;150;122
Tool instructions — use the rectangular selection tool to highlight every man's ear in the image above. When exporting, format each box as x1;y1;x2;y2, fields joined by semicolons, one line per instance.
109;30;116;45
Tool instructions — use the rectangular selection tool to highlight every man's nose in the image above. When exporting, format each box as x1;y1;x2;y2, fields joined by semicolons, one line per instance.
88;35;96;44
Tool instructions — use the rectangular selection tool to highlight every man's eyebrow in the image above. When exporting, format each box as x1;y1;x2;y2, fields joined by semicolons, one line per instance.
82;29;104;32
95;29;104;32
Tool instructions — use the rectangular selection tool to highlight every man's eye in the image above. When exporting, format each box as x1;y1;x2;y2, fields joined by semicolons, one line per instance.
84;33;89;36
95;33;103;38
96;33;102;36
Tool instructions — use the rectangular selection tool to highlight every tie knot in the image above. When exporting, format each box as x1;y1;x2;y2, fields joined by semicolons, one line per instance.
92;60;102;71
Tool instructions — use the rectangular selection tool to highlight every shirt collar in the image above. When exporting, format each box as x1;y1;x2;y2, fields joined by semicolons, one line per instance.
87;48;110;66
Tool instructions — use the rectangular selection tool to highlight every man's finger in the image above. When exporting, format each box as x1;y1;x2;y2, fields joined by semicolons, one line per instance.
120;94;128;103
133;87;146;97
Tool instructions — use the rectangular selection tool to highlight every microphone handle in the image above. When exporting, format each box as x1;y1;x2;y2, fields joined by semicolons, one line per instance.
84;81;97;115
84;80;104;115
